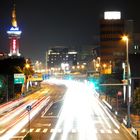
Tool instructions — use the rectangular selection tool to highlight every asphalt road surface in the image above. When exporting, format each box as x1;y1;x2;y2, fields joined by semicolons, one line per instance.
11;80;133;140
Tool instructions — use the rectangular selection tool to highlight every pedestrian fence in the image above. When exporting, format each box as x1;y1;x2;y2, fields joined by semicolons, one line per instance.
131;127;139;139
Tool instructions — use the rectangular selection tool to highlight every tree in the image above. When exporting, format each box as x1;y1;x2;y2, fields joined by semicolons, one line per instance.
99;74;123;104
16;62;34;93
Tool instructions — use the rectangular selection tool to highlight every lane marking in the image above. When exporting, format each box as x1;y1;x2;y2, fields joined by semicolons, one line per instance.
43;128;48;133
100;129;105;133
50;129;54;133
35;128;41;132
107;129;112;133
97;98;120;129
114;129;119;134
37;123;51;127
30;128;34;132
71;129;77;133
21;129;26;133
19;127;120;134
11;136;24;138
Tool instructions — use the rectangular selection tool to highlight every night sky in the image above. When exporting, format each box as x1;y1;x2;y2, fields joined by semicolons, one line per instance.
0;0;140;63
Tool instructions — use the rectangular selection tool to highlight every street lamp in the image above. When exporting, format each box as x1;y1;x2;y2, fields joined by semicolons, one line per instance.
122;35;131;128
122;35;129;68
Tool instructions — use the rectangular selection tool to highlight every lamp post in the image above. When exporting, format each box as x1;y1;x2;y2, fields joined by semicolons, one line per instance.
122;35;131;128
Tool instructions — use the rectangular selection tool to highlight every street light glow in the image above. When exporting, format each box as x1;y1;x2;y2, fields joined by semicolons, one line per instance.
122;35;128;41
25;64;30;69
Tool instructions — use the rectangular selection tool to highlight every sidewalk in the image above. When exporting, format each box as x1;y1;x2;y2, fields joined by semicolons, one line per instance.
121;119;140;140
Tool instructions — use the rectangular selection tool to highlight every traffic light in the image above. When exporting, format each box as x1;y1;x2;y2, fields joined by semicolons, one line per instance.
88;77;99;90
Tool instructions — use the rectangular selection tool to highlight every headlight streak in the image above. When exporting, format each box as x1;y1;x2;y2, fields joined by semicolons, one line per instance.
49;79;120;140
0;101;35;125
50;80;98;140
0;98;24;114
0;96;50;139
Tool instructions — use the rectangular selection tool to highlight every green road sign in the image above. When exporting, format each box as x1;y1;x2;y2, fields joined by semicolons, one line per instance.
14;73;25;84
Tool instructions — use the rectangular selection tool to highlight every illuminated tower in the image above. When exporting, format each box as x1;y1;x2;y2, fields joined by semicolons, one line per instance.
7;2;22;56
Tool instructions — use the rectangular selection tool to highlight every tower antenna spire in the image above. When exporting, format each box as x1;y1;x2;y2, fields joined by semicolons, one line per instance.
12;0;17;27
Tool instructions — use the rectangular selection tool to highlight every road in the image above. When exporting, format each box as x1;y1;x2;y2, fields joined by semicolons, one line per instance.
11;79;133;140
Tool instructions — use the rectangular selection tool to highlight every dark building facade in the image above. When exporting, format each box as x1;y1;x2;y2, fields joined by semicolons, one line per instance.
99;11;133;72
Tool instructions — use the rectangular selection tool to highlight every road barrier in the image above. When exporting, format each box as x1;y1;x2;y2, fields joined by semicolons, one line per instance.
102;99;112;110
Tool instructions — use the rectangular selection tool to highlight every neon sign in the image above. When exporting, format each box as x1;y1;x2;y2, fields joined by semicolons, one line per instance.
12;39;17;53
104;11;121;20
7;27;22;35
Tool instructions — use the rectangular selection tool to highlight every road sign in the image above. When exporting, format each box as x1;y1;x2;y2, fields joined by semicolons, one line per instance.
30;73;43;82
118;91;122;96
26;105;32;111
14;73;25;84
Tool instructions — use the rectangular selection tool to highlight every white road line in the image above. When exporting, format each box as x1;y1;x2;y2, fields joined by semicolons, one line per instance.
21;129;26;133
71;129;77;133
50;129;54;133
43;129;48;133
11;136;24;138
97;99;120;129
107;129;112;133
37;123;51;127
30;128;34;132
100;129;105;133
35;128;41;132
114;129;119;134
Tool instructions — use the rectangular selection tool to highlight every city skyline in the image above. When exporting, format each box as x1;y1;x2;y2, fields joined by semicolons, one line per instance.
0;0;140;63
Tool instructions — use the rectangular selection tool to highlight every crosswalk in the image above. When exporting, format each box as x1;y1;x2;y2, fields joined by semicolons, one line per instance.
19;128;120;134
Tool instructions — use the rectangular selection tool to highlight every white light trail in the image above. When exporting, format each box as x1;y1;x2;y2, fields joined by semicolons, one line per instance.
0;96;50;140
50;80;98;140
0;98;24;114
0;101;35;124
49;79;120;140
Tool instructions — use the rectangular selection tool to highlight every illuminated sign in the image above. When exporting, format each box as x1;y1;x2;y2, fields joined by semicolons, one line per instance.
104;11;121;20
14;73;25;84
30;73;43;82
10;27;19;31
7;27;22;35
12;39;17;53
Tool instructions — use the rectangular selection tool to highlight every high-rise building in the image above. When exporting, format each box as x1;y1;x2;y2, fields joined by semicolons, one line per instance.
46;46;77;70
7;2;22;57
133;33;140;54
99;11;133;72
